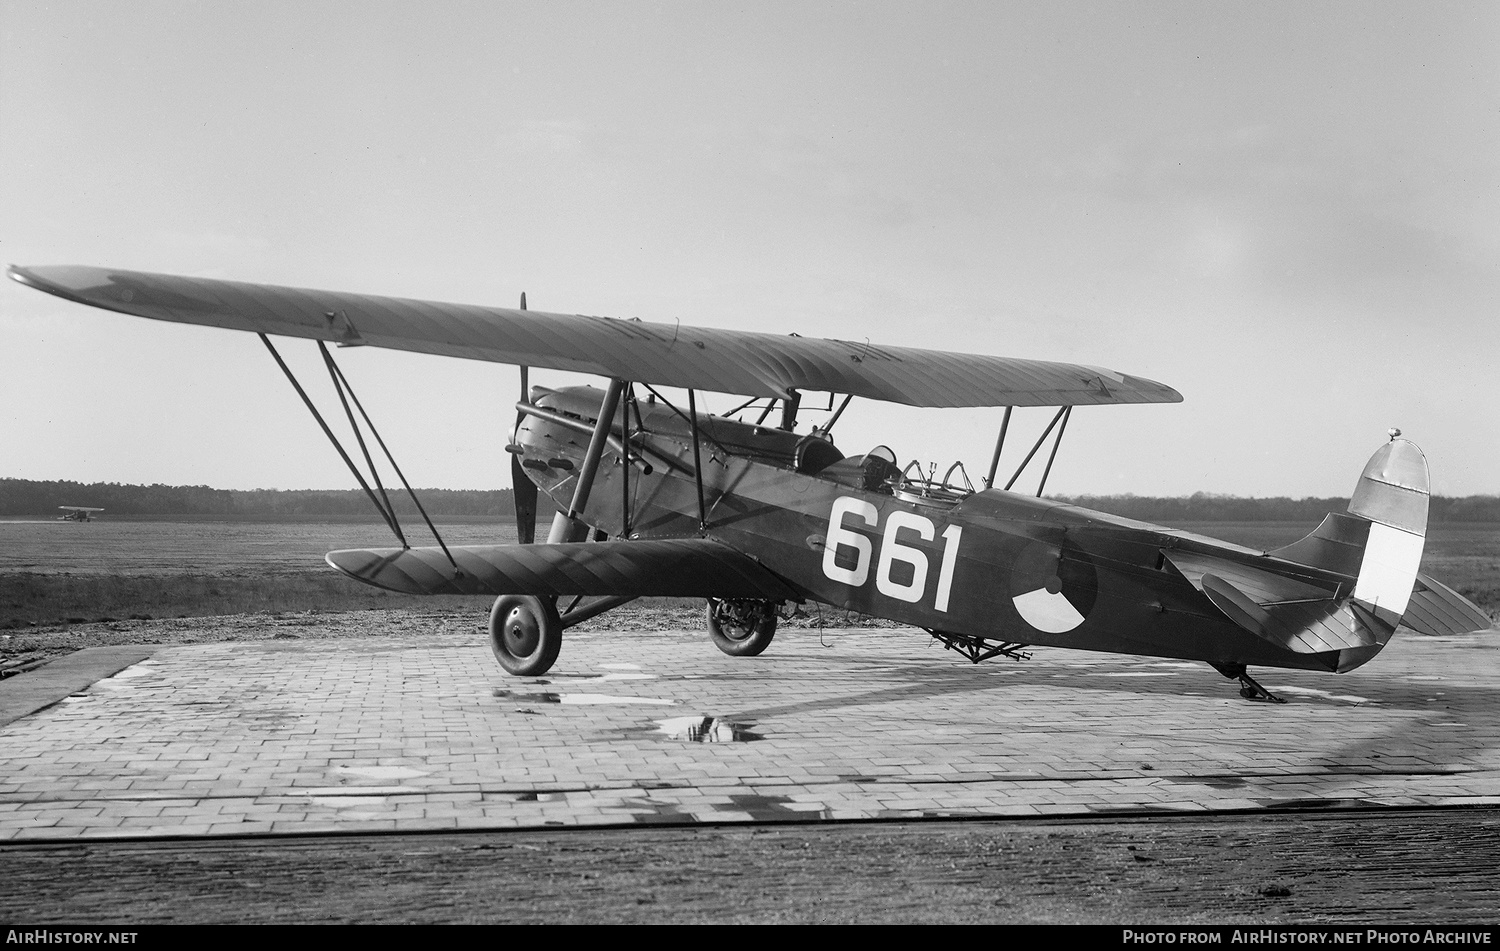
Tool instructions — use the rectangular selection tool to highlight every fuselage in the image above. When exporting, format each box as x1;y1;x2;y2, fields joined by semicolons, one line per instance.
515;385;1379;673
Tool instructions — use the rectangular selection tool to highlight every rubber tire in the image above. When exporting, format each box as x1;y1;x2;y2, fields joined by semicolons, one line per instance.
489;595;563;676
706;599;777;657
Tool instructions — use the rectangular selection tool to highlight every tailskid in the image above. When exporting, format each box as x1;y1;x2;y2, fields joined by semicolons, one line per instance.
1210;662;1287;704
927;630;1032;664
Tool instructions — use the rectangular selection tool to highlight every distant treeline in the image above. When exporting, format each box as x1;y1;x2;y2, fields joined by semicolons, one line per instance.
3;478;1498;522
0;479;516;519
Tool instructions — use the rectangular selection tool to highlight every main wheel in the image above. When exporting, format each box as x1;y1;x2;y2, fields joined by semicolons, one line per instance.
706;598;778;657
489;595;562;676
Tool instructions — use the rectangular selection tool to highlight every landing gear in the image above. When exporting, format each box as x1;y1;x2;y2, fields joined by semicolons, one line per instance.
1211;662;1286;704
706;598;778;657
927;630;1031;664
489;595;563;676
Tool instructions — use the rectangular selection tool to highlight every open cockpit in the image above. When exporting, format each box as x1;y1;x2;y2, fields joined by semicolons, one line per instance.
521;385;986;509
810;445;977;506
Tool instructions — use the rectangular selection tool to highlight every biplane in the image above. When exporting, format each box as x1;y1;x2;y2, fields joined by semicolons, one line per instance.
10;264;1491;702
56;505;104;522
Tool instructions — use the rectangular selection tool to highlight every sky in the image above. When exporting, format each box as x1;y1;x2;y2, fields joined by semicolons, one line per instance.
2;1;1496;499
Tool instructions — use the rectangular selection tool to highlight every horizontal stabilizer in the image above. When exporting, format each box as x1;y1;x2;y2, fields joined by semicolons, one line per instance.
1163;549;1338;604
1402;572;1494;636
1163;549;1383;653
326;537;800;600
9;264;1181;408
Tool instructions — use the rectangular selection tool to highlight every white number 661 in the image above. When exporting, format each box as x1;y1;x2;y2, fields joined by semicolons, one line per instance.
820;497;962;612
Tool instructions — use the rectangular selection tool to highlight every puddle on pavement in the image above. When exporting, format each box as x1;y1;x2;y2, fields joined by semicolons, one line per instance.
106;663;163;681
309;795;391;809
333;765;431;781
1270;685;1375;705
655;716;764;742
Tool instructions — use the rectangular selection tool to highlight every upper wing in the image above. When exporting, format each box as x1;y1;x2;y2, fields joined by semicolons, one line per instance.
10;264;1181;408
326;537;802;600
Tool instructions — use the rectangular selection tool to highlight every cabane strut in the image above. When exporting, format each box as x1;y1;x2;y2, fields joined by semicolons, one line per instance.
984;405;1074;497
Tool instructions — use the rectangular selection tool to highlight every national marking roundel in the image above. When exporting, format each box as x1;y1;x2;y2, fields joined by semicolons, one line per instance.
1008;539;1099;634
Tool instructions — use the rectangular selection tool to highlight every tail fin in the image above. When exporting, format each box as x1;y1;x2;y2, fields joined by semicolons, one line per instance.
1268;438;1492;646
1162;439;1475;669
1273;438;1429;629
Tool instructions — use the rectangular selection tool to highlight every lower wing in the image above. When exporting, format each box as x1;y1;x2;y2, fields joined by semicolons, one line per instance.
326;537;800;600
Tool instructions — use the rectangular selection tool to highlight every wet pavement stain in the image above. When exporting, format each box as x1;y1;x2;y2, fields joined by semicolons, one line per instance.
724;793;831;821
1261;797;1358;810
616;796;700;823
1197;776;1251;789
493;689;562;702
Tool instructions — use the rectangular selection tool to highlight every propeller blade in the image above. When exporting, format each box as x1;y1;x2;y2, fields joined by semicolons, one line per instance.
512;291;537;543
512;453;538;545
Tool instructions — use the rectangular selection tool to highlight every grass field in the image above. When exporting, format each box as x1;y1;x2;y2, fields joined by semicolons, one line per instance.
0;518;515;628
1;517;1495;630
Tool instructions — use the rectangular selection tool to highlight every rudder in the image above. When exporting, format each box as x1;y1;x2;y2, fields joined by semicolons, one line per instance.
1347;438;1428;626
1271;438;1428;630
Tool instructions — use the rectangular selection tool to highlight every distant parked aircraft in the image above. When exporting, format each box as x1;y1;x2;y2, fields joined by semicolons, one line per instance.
57;506;103;522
